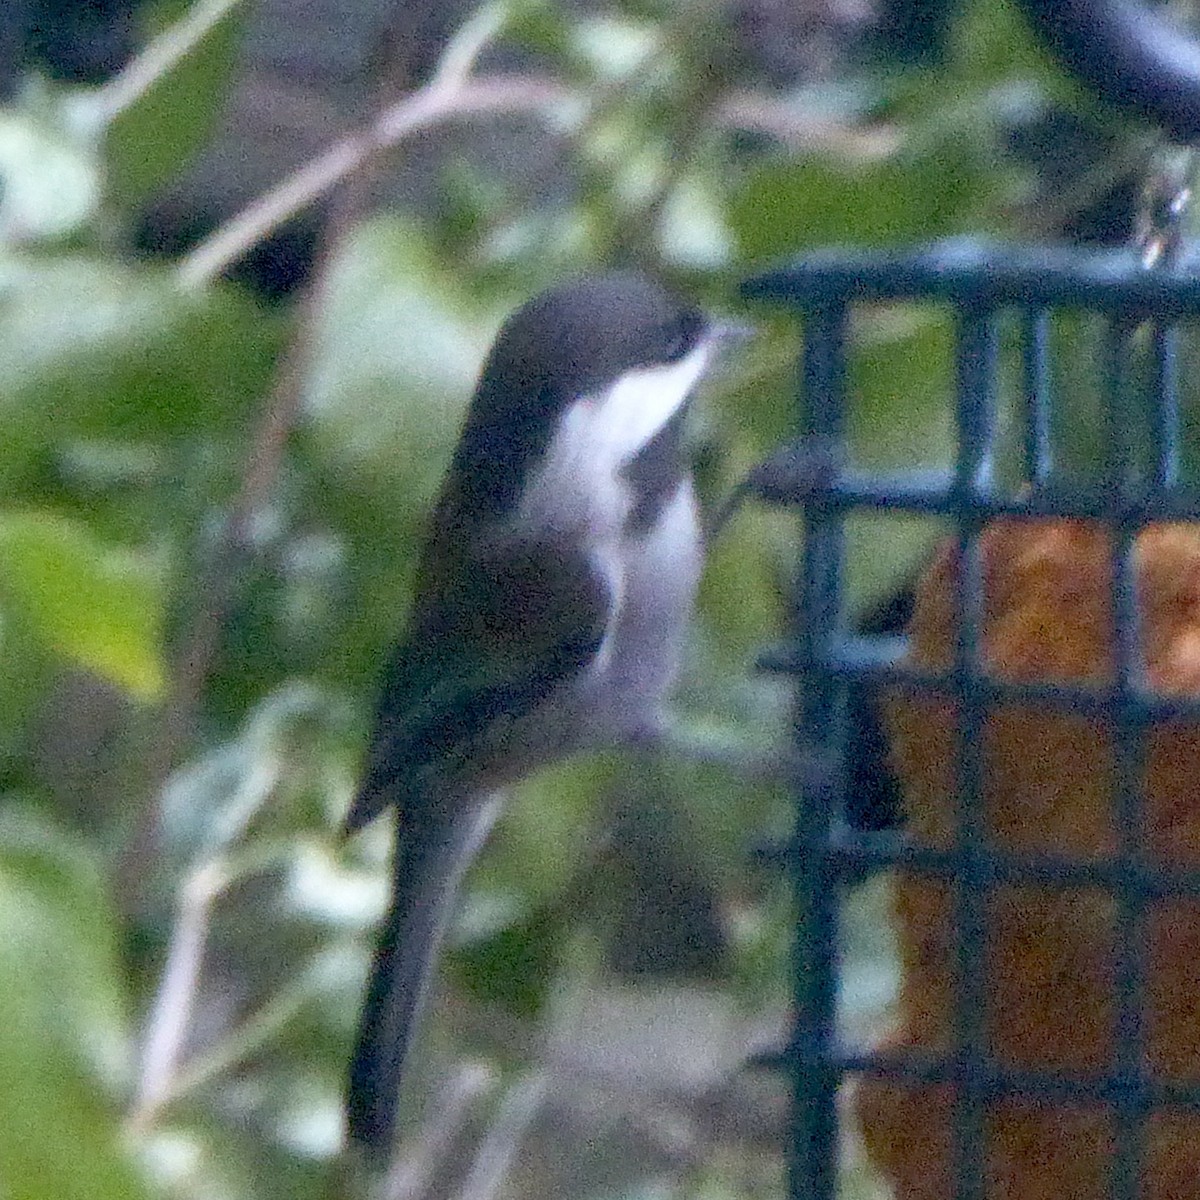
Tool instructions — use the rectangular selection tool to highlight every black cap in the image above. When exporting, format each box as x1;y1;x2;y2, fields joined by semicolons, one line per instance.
451;273;708;516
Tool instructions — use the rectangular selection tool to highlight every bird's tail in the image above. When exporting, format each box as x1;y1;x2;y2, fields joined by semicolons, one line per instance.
346;793;501;1158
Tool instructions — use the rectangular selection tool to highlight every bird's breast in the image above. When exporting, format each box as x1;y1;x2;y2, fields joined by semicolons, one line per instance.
584;477;702;737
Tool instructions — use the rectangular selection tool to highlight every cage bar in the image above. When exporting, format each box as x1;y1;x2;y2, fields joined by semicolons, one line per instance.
743;236;1200;1200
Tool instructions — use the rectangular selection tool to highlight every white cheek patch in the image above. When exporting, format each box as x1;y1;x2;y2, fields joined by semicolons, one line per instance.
588;341;713;464
518;340;713;534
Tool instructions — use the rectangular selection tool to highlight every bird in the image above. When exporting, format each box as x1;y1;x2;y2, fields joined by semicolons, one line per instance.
343;271;739;1157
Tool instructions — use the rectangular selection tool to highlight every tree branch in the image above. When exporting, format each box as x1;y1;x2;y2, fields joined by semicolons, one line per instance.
87;0;245;126
177;73;570;289
128;860;225;1129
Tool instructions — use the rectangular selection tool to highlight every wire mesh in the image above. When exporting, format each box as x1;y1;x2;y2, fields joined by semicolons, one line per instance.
742;237;1200;1200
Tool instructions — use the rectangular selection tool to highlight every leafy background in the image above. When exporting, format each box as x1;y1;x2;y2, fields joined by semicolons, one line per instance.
0;0;1160;1197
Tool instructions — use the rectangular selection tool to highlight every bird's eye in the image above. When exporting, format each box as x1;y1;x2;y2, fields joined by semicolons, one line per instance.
662;309;705;362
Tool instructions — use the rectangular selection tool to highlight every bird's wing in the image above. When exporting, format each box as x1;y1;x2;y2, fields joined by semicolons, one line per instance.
344;537;613;1153
343;535;613;833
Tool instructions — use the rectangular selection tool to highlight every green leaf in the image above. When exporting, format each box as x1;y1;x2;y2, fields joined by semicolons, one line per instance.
0;100;100;242
730;151;985;262
304;216;495;500
697;506;788;661
299;217;506;687
103;0;244;205
0;511;164;698
480;755;610;911
506;0;574;59
0;256;279;456
850;307;956;470
950;0;1062;93
452;905;559;1018
0;810;145;1200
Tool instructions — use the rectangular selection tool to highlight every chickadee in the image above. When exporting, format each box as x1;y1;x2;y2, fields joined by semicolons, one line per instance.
344;272;736;1156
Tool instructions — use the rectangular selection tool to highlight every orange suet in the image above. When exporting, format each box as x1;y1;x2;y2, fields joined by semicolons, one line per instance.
856;518;1200;1200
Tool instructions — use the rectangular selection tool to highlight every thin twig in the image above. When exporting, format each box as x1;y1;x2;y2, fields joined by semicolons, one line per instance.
432;1;509;88
156;960;318;1104
128;752;284;1127
455;1072;551;1200
128;860;226;1130
87;0;244;125
178;0;527;289
382;1066;496;1200
177;74;569;289
120;0;518;914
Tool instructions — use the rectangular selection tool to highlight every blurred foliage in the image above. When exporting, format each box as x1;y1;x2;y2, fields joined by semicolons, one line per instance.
0;810;143;1200
0;0;1172;1197
104;0;244;205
